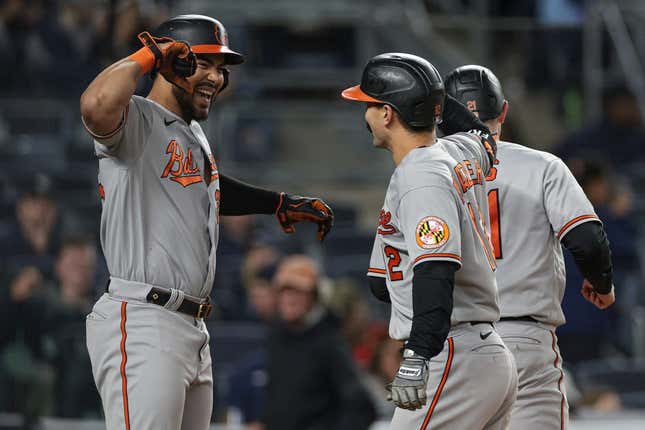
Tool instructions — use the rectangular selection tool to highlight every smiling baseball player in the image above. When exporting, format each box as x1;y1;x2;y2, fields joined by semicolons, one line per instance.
342;53;517;430
444;65;615;429
80;15;333;430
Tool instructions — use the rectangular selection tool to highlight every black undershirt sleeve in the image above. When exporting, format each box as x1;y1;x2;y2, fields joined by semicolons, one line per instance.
406;261;458;359
218;174;281;216
368;276;390;303
438;94;491;136
561;221;613;294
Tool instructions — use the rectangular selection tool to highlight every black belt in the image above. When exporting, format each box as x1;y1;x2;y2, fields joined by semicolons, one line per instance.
499;316;538;323
106;280;213;319
469;321;494;327
146;288;213;319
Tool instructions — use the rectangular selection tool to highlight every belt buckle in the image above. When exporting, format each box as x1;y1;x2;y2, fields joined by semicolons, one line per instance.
197;302;212;319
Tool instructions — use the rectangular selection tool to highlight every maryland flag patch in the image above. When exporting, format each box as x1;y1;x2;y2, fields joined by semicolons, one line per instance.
416;216;449;249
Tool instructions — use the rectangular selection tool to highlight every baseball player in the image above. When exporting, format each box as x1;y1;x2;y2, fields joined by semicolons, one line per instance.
444;65;615;429
79;15;333;430
342;53;517;429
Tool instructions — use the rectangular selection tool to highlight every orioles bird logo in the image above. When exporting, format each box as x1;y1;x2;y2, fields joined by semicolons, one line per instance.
377;209;397;235
213;24;228;46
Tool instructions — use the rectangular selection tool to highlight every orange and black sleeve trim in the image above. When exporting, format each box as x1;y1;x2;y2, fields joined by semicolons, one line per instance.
82;104;130;141
557;214;600;240
367;267;387;277
413;253;461;267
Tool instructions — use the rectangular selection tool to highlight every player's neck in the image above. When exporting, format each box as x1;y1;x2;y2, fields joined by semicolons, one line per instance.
391;131;435;165
486;120;501;141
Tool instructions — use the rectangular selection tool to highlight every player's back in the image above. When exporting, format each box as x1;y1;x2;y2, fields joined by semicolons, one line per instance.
438;132;492;234
487;140;598;326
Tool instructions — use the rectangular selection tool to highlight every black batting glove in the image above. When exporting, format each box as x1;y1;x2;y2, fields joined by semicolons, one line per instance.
467;128;497;168
275;193;334;241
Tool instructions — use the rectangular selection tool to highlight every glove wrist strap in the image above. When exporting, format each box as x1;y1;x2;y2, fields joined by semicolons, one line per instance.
128;46;157;76
403;348;428;360
129;32;164;76
275;192;286;214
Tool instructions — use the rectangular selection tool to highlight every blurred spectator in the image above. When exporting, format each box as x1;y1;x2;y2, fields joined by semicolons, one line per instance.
558;160;639;363
363;335;402;419
226;245;279;428
0;0;92;94
526;0;583;91
227;349;269;430
0;0;173;95
575;161;639;279
0;174;60;278
213;215;258;319
558;86;645;168
46;235;101;418
241;244;280;321
0;265;56;426
0;236;101;421
264;255;376;430
232;120;276;164
326;278;383;369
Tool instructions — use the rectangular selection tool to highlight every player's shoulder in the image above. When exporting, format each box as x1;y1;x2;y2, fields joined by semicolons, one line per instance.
393;146;455;190
440;131;479;146
123;95;158;124
497;140;563;168
131;95;161;116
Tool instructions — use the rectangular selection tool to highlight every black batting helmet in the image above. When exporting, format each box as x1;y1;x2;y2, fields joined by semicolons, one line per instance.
443;65;504;121
155;14;244;65
341;53;444;129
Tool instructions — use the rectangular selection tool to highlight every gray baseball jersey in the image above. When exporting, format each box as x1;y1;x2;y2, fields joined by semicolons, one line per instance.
367;134;516;430
92;95;220;298
488;140;599;326
486;140;597;430
85;95;220;430
368;132;499;341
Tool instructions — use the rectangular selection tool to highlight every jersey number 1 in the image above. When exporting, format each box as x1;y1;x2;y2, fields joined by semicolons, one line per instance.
488;189;502;259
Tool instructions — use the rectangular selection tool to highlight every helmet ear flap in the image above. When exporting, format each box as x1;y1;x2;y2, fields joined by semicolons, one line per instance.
219;67;230;94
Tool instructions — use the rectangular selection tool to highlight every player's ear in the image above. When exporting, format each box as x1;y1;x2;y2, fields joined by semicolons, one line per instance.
498;101;508;125
383;104;394;126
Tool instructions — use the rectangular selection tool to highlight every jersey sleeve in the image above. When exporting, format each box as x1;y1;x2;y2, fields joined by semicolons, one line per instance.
397;185;462;268
543;157;600;240
366;234;387;278
88;97;151;162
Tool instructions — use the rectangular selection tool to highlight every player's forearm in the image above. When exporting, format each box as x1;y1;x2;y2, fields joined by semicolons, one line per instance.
80;59;142;136
406;261;457;359
218;174;281;215
439;94;490;136
561;221;613;294
368;276;391;303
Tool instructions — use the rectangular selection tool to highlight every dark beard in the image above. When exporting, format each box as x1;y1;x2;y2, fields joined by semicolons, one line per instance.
172;85;196;121
171;85;215;122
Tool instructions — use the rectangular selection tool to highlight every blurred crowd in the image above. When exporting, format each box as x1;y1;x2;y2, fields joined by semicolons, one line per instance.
1;0;645;428
0;0;174;96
